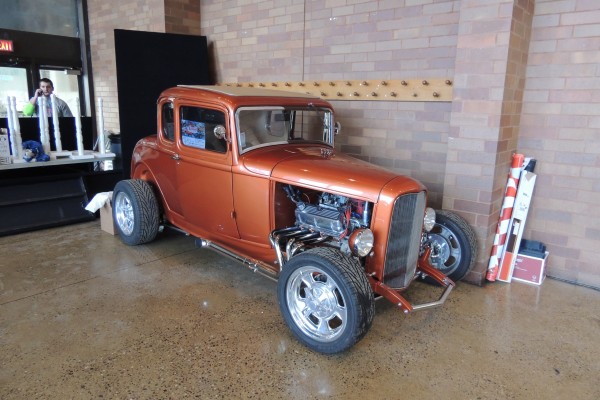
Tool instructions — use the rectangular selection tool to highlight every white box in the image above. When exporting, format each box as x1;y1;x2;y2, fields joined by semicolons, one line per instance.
512;251;548;285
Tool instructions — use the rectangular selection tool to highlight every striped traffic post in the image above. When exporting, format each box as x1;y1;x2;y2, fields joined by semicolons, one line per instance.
486;153;524;282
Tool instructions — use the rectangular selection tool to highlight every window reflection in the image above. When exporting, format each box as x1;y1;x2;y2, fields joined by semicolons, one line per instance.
40;69;80;116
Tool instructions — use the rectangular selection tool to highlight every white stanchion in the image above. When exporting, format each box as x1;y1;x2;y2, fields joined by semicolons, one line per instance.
97;97;106;154
6;96;17;160
10;96;24;161
71;98;93;159
38;97;52;155
49;94;70;158
37;98;45;150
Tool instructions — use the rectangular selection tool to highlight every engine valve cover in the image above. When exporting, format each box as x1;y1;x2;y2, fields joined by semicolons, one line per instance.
295;204;345;237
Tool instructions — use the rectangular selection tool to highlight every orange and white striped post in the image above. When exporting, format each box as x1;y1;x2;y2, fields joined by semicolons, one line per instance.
486;153;524;282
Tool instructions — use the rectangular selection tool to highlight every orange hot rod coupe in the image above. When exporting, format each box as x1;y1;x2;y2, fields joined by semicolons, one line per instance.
113;85;477;354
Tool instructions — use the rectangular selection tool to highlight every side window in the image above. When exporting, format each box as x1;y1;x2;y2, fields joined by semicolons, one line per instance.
162;102;175;141
180;106;227;153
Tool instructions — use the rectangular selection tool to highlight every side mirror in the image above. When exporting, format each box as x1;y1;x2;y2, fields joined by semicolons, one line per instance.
334;121;341;135
214;125;227;141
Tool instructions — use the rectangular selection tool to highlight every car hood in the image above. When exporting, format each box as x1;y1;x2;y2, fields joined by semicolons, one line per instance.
242;146;422;201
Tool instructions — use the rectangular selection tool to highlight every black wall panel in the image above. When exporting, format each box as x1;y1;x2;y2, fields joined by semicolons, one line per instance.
114;29;211;178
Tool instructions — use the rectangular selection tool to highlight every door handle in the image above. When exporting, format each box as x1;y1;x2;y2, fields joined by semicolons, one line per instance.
171;154;180;161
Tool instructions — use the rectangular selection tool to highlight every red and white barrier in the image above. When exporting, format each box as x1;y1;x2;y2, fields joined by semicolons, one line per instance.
486;153;524;282
497;160;537;282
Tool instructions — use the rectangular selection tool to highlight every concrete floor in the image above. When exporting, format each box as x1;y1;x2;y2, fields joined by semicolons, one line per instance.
1;221;599;399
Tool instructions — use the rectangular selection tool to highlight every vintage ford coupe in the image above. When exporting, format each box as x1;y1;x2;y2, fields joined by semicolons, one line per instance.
113;85;476;353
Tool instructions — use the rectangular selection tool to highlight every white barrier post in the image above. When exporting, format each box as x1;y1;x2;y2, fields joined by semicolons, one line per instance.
50;93;63;152
38;97;51;155
97;97;106;154
75;98;84;156
6;96;17;160
70;98;94;160
10;97;23;161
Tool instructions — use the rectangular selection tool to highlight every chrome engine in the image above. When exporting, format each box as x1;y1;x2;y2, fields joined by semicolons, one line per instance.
284;186;371;241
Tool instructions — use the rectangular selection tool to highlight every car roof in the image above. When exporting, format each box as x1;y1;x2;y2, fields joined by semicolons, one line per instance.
177;85;319;99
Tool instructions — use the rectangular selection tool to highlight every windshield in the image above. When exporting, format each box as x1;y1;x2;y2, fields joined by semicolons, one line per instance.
236;106;334;153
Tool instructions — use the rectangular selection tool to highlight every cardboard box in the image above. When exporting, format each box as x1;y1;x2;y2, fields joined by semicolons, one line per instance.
100;201;116;235
512;251;548;285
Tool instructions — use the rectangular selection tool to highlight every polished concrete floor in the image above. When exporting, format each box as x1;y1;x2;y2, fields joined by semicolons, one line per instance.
1;221;599;399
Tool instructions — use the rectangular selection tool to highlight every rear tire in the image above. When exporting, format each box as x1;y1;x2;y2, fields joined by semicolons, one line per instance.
277;248;374;354
113;179;160;245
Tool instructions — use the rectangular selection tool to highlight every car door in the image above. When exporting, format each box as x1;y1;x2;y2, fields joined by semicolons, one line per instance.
174;102;240;239
152;100;184;218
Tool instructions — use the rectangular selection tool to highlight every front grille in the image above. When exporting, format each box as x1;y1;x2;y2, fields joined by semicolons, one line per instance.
383;191;426;288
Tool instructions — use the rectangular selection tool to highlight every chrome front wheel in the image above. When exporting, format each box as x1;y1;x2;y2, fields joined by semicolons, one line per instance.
277;248;374;354
285;265;348;343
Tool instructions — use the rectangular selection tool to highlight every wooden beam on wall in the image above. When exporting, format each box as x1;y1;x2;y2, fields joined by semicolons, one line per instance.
217;79;453;102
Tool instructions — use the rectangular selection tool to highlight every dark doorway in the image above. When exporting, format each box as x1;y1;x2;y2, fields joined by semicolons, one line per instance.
114;29;211;178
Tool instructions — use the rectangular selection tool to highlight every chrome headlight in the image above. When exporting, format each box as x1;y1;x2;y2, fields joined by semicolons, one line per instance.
348;228;374;257
423;207;436;232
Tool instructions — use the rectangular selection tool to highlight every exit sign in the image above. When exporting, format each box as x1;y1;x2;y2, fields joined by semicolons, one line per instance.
0;40;14;52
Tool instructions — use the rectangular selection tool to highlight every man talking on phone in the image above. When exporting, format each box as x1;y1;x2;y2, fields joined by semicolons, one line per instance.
29;78;73;117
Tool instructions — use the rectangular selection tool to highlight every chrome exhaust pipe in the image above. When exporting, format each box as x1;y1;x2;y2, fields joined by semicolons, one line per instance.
195;238;278;281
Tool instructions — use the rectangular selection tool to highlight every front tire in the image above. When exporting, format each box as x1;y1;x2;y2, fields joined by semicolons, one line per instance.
113;179;160;246
277;248;374;354
427;210;477;282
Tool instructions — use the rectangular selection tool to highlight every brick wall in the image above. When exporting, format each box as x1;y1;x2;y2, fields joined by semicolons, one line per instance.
520;0;600;288
165;0;201;35
87;0;166;133
446;0;534;282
